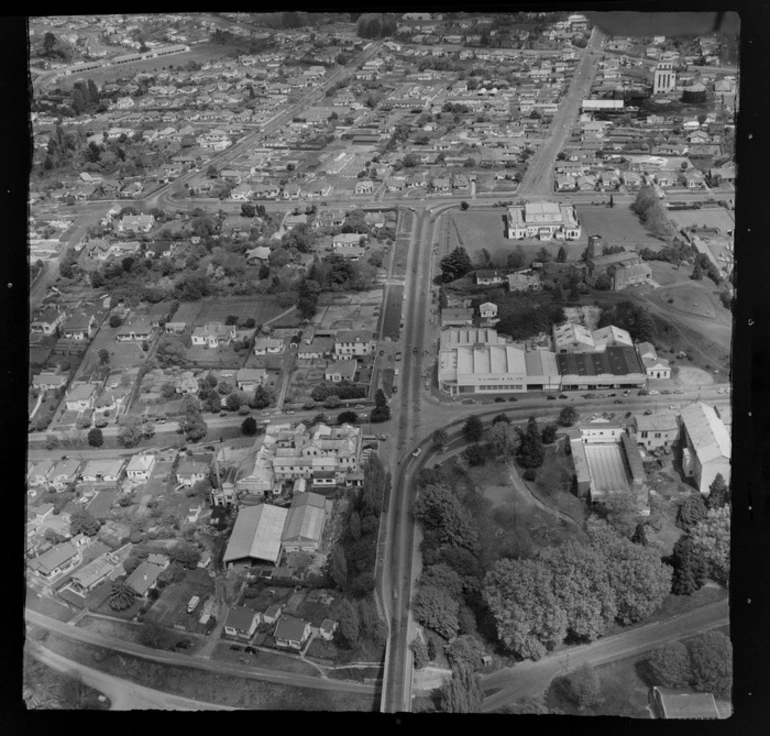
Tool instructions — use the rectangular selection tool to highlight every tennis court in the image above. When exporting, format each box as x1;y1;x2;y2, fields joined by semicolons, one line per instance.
584;443;630;494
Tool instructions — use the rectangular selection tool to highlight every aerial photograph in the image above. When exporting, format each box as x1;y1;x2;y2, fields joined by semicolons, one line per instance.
24;10;737;715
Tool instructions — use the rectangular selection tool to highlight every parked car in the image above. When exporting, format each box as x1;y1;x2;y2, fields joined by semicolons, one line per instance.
622;390;631;397
661;390;672;395
286;409;295;415
644;410;653;415
245;646;257;654
625;411;632;418
558;394;568;399
583;393;596;399
230;645;243;652
613;399;623;404
355;404;365;409
608;393;617;398
508;397;518;402
649;390;660;395
547;395;557;400
461;398;475;404
379;349;385;356
494;397;506;403
413;346;418;354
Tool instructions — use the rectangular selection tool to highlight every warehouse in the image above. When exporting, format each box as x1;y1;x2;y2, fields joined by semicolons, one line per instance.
679;402;731;495
556;346;646;391
223;503;289;567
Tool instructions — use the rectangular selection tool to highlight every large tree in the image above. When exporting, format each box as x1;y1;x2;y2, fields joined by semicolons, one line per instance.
445;634;484;670
648;641;692;689
413;484;479;553
706;473;730;509
413;584;460;640
87;427;104;447
689;506;730;586
439;246;473;282
687;631;732;697
440;664;483;713
676;491;709;531
670;535;709;595
483;558;568;660
565;662;602;710
328;542;348;590
432;428;449;451
517;416;545;469
489;422;517;458
69;509;101;537
338;598;360;647
419;563;464;599
462;415;484;443
109;581;135;611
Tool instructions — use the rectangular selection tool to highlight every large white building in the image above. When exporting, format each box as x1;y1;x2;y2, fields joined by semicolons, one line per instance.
653;61;677;95
507;202;581;240
679;402;731;494
438;345;561;395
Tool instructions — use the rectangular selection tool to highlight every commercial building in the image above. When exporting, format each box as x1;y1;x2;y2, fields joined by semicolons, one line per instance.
556;346;647;390
506;202;581;240
439;328;507;349
281;492;328;554
653;61;677;95
632;411;679;450
586;249;653;291
679;402;731;494
223;503;289;567
552;323;632;353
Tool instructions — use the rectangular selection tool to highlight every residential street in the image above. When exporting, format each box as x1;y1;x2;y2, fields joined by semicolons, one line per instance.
480;597;728;712
25;609;379;696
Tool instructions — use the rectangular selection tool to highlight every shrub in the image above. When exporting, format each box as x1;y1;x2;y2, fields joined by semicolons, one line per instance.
522;469;536;481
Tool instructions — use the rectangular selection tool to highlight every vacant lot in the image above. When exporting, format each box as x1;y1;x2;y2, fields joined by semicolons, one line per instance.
656;283;717;319
380;285;403;340
391;236;410;276
147;574;215;635
576;205;667;248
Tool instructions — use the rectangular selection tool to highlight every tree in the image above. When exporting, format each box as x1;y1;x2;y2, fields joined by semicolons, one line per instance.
375;388;388;408
338;599;360;647
117;415;144;448
558;406;579;427
370;405;391;422
594;273;612;290
506;246;526;270
631;522;649;546
676;492;708;531
432;428;449;451
556;245;567;263
58;674;91;710
609;194;615;208
463;444;485;466
648;641;692;688
338;410;358;425
413;584;460;640
109;314;122;328
349;509;362;540
169;542;201;569
706;473;730;509
445;635;483;670
155;336;188;368
517;416;545;469
98;348;110;366
413;484;479;553
109;581;135;611
440;664;483;713
566;663;602;709
139;622;165;649
439;247;473;282
241;416;258;436
225;391;244;412
328;542;348;590
240;202;256;218
420;564;464;599
489;422;517;458
688;631;732;697
483;558;567;660
691;261;704;280
87;428;104;448
540;422;558;445
460;201;470;210
690;506;730;586
670;535;709;595
462;415;483;443
249;385;271;409
70;509;101;537
179;403;207;443
535;246;551;263
603;493;643;539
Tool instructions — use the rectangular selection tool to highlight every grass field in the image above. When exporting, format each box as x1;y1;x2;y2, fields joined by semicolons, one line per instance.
380;285;403;340
576;205;667;248
656;283;717;319
666;207;735;233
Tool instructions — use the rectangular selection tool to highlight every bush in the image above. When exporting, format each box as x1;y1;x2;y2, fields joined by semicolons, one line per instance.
109;314;122;328
522;469;536;481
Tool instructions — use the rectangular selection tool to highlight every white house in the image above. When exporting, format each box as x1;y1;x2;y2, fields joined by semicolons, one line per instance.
479;302;498;320
125;454;155;482
253;337;285;355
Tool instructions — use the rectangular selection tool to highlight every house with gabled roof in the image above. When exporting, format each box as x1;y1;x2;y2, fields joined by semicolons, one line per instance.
679;402;731;494
281;492;327;554
274;615;312;650
125;453;155;482
224;606;259;639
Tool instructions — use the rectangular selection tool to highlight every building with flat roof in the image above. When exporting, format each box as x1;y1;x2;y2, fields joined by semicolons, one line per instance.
556;346;646;390
507;202;581;240
439;328;507;349
679;402;731;494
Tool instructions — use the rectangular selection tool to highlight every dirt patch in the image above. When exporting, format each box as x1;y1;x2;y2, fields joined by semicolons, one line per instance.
673;365;714;387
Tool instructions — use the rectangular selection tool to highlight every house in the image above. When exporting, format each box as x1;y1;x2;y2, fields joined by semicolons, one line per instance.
441;308;474;327
281;492;327;553
325;359;358;383
31;307;66;336
118;214;155;233
224;607;259;639
48;459;81;490
650;687;720;719
334;330;376;358
70;553;118;594
319;618;337;641
354;178;374;195
591;325;633;352
274;615;312;650
298;338;335;360
679;402;731;495
32;372;68;392
165;321;187;335
28;541;81;581
80;458;125;483
245;246;271;264
125;454;155;482
283;212;308;230
332;232;365;249
507;271;542;292
282;183;301;199
636;341;671;380
115;318;153;342
125;561;165;598
230;183;253;200
65;383;98;413
236;368;268;392
191;322;236;348
253;337;285;355
479;302;498;320
61;312;97;340
475;270;507;286
633;412;679;450
176;461;210;488
263;604;283;625
175;371;199;395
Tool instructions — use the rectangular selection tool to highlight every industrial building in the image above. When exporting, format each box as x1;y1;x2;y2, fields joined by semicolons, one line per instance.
679;402;731;494
556;346;647;391
223;503;289;567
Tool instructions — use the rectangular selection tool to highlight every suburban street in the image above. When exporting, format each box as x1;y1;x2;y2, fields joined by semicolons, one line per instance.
26;608;379;696
480;598;729;712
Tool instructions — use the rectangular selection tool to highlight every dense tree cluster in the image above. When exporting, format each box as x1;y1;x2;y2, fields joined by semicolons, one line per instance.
439;247;473;282
356;13;398;38
597;301;656;343
483;519;672;659
630;186;676;240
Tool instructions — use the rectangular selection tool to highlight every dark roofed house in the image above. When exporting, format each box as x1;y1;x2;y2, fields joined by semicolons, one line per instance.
224;606;259;639
274;615;312;650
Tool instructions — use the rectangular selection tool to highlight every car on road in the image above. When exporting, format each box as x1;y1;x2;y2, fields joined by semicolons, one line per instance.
673;389;684;394
494;397;506;403
644;410;653;415
412;448;422;457
355;404;365;409
649;390;660;395
286;409;295;415
583;393;596;399
546;395;557;400
558;394;568;399
669;404;682;410
483;400;494;405
613;399;624;404
461;398;475;404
